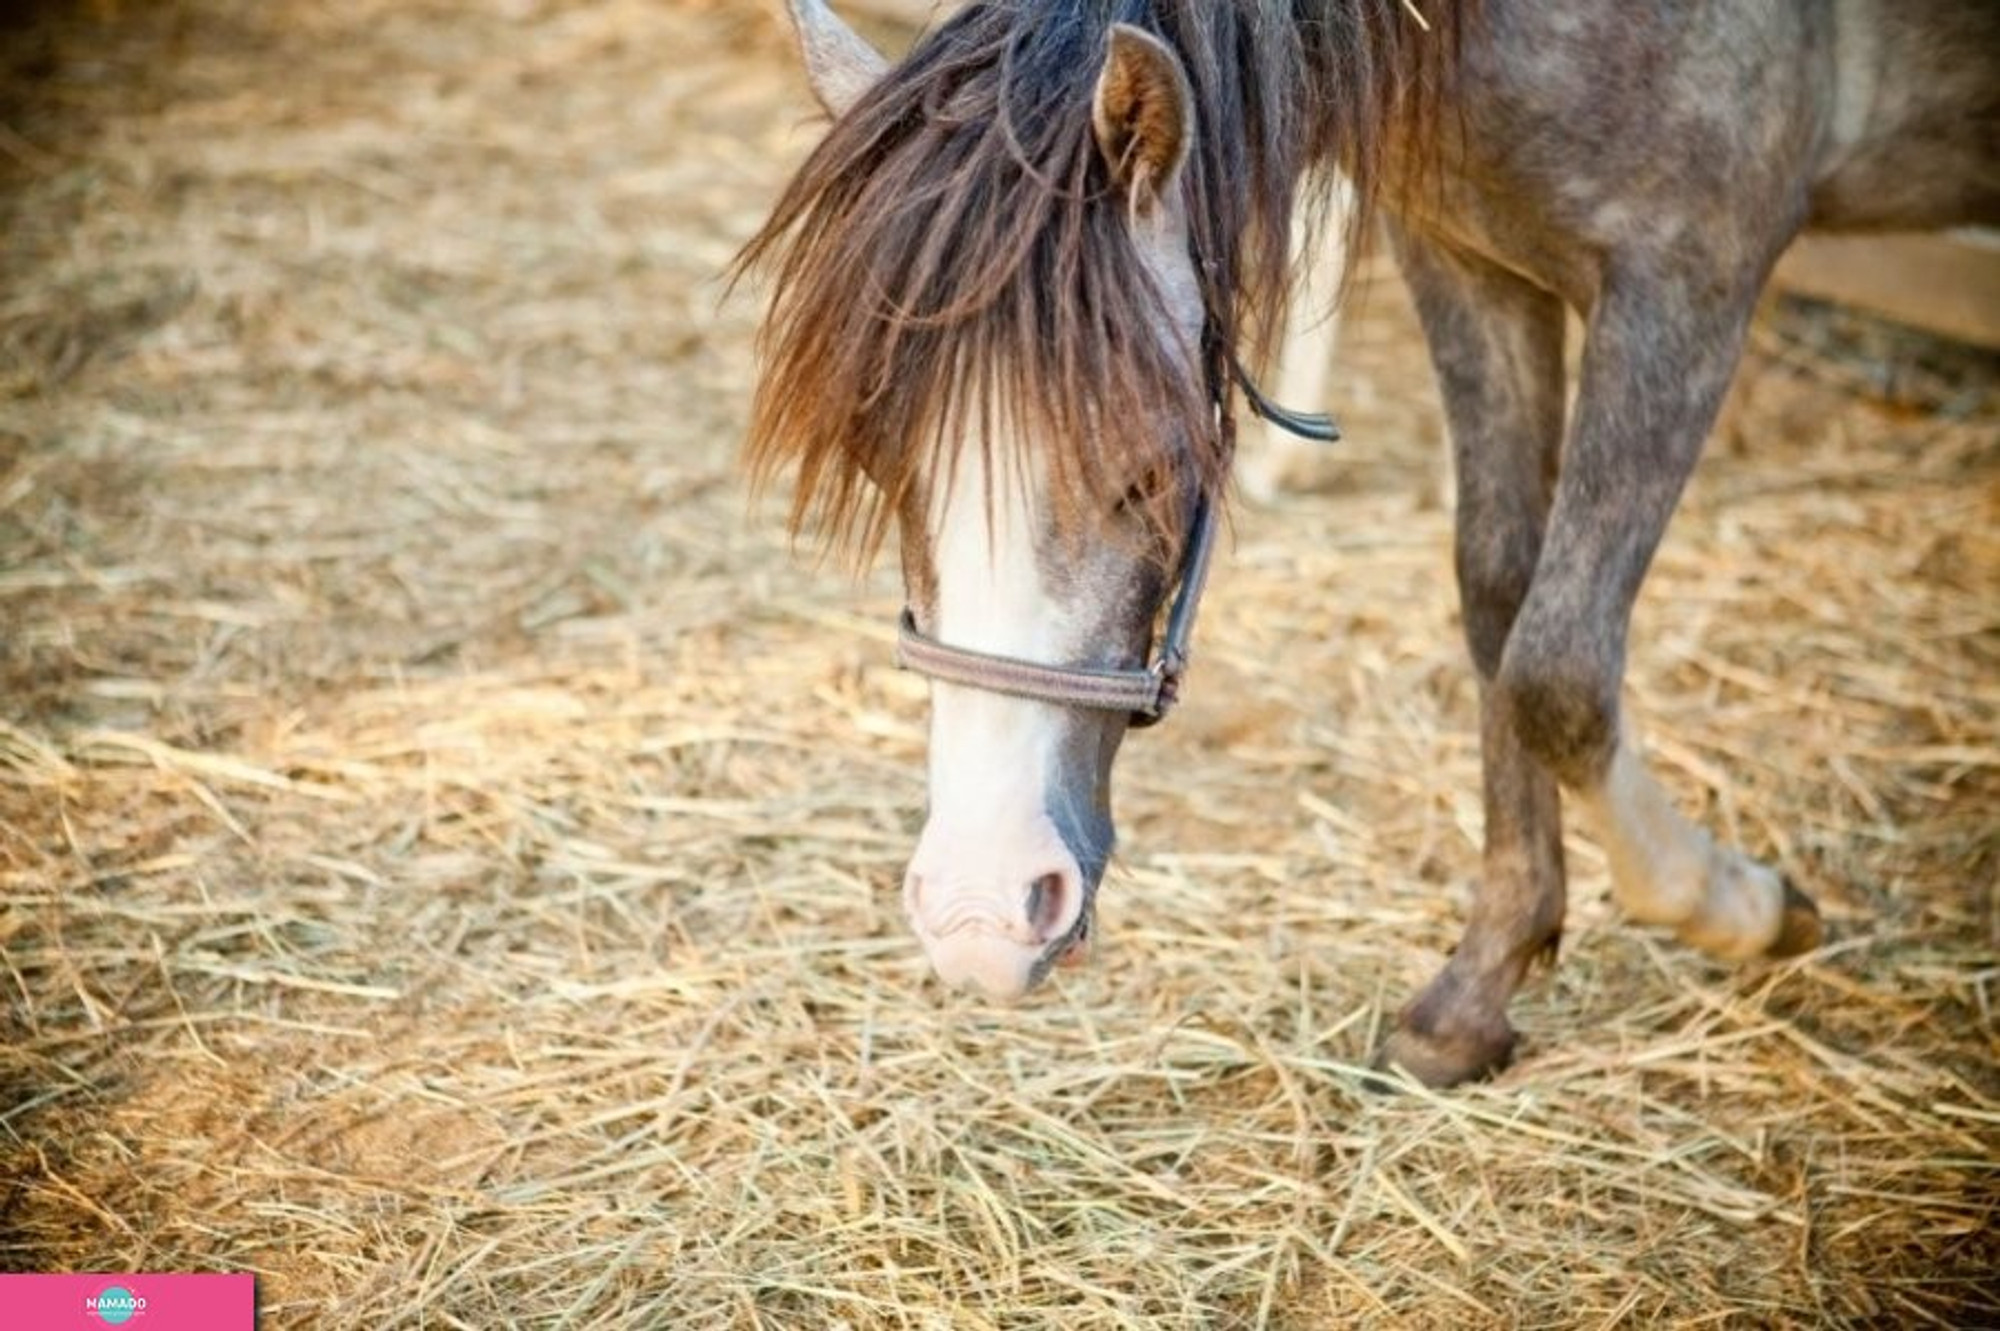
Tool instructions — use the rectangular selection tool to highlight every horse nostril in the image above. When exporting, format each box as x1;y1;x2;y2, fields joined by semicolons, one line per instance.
1025;871;1070;941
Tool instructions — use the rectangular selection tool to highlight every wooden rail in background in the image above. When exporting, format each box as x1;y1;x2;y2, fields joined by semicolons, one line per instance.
1773;230;2000;350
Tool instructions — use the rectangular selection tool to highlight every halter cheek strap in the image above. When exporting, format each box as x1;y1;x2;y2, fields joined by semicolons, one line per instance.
892;368;1335;728
895;489;1220;726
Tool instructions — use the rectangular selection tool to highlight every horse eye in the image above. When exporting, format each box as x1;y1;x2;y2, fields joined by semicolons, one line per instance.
1116;466;1169;515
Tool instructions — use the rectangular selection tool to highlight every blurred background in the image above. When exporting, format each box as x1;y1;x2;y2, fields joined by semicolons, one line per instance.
1;2;1994;1325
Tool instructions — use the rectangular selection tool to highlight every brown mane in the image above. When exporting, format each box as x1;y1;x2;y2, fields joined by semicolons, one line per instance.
736;0;1465;561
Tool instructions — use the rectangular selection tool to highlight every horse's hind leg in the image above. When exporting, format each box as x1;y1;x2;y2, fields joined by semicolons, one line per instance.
1575;728;1823;960
1498;260;1824;967
1378;231;1569;1087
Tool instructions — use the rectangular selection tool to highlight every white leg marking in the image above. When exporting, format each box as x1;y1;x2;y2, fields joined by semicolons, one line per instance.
1575;738;1785;961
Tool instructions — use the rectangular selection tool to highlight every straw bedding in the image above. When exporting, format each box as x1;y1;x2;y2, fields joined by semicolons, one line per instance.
1;1;1994;1325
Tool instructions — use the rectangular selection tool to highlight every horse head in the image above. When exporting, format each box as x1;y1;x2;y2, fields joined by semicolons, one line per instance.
751;2;1247;997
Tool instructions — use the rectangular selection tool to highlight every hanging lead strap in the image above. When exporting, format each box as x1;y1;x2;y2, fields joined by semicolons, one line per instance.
1126;488;1218;727
1233;356;1341;443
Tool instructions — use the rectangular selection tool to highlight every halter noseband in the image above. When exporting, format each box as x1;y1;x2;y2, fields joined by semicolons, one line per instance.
894;358;1337;728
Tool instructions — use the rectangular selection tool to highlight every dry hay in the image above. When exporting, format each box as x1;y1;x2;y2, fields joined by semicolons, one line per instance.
1;1;1995;1326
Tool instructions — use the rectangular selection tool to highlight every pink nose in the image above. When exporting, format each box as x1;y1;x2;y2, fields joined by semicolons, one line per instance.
903;861;1085;999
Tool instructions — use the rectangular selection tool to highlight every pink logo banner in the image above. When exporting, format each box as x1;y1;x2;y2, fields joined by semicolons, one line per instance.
0;1274;255;1329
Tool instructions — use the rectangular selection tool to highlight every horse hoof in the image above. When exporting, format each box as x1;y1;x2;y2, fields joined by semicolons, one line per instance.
1765;878;1824;958
1372;1022;1516;1090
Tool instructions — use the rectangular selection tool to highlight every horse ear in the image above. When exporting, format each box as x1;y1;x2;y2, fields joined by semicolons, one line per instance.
783;0;889;117
1092;24;1193;211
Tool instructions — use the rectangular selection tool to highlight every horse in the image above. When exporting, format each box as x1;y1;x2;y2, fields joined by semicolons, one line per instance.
739;0;1999;1086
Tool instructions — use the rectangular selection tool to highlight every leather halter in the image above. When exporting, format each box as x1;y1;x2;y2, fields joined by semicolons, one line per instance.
892;354;1337;728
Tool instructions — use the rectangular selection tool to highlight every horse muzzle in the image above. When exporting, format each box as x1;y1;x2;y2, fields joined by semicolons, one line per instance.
903;820;1094;999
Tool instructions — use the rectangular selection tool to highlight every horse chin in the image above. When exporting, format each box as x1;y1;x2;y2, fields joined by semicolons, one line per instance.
914;905;1097;1001
915;929;1043;1001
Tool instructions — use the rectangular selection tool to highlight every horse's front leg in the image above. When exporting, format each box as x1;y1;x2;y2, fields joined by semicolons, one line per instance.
1378;232;1570;1086
1497;262;1824;975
